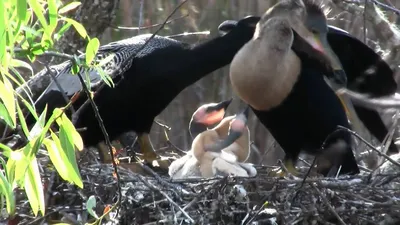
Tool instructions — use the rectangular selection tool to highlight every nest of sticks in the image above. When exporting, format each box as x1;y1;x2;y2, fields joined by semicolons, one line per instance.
9;141;400;225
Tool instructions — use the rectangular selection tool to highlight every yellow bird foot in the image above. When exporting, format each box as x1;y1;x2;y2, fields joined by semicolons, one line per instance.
269;160;301;178
137;133;160;164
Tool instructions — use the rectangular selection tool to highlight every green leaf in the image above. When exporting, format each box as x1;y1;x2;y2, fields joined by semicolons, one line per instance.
27;0;48;29
24;156;45;216
59;126;83;188
29;105;47;140
47;0;58;33
8;148;28;187
8;67;27;87
58;1;81;14
30;43;46;55
46;133;82;187
85;38;100;65
43;138;69;180
58;109;83;151
96;67;114;88
0;170;16;216
10;58;34;77
0;103;15;129
0;143;13;158
86;195;99;219
51;108;83;187
54;22;71;41
61;17;87;39
71;63;80;74
15;92;39;123
0;77;16;128
16;101;30;138
56;111;76;160
40;37;53;50
0;0;7;65
21;24;42;40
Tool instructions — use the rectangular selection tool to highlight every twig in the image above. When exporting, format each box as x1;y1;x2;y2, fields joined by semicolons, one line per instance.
335;126;400;168
371;0;400;15
176;178;226;219
137;0;144;35
74;69;123;209
311;184;347;225
137;161;185;196
137;175;195;223
43;64;75;115
160;127;186;155
115;15;188;31
153;120;171;130
167;31;211;38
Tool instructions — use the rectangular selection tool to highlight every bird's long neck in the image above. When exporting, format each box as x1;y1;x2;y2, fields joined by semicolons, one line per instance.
189;120;208;140
176;27;255;86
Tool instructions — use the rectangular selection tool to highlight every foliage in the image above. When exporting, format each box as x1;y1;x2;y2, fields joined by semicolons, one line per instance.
0;0;103;219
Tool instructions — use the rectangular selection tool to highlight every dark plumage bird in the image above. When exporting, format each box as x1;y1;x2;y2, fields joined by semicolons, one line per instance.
219;4;398;155
26;16;260;163
229;0;359;177
327;26;398;154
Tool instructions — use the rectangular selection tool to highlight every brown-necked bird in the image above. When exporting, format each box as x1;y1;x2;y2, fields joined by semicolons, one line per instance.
229;0;359;177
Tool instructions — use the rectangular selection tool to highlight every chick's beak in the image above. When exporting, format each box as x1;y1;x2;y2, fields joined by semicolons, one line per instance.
205;106;249;153
215;98;233;111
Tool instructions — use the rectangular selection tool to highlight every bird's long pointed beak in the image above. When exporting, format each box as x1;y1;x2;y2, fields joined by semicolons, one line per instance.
307;34;347;87
215;98;233;111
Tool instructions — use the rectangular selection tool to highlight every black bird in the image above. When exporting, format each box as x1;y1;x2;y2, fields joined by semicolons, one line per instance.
327;26;398;154
26;16;260;163
219;6;398;155
229;0;359;177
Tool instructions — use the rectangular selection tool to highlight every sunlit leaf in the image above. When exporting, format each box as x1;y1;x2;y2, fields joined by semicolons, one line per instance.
21;24;42;40
0;77;16;128
0;142;13;158
86;195;99;219
24;156;45;216
0;170;15;216
58;110;83;151
96;67;114;88
85;38;99;65
58;1;81;14
10;58;34;77
9;148;28;187
0;0;7;65
28;105;47;140
14;92;39;123
8;67;28;88
54;22;71;41
43;137;67;176
61;17;87;39
27;0;48;28
30;43;46;55
16;101;30;137
51;109;83;187
47;0;58;33
6;28;15;55
0;103;14;129
71;63;80;74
